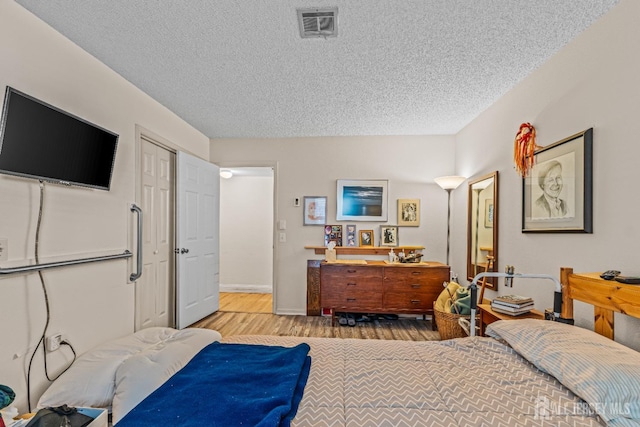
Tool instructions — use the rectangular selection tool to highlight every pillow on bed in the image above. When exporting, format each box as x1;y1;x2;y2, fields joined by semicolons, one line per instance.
38;327;221;411
111;334;224;424
486;319;640;424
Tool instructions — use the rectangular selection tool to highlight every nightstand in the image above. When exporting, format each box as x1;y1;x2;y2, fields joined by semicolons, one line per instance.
478;303;544;336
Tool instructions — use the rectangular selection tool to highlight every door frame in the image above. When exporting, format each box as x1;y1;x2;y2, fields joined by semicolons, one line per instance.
216;161;278;314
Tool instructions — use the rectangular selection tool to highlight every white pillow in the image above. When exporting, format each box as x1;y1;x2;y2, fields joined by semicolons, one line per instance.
38;327;221;411
487;319;640;424
111;330;222;424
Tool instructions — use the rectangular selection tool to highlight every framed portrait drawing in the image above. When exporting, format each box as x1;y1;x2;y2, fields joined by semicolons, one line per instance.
359;230;374;247
380;225;398;247
303;196;327;225
522;128;593;233
324;225;343;246
397;199;420;226
345;224;357;247
336;179;388;221
484;199;494;228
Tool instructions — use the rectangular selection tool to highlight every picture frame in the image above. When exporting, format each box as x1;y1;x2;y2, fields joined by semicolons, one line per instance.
303;196;327;226
359;230;374;247
380;225;398;247
345;224;357;247
324;225;343;246
336;179;388;221
397;199;420;226
522;128;593;233
484;199;494;228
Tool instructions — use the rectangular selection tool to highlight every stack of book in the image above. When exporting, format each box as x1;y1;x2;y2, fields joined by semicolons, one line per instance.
491;294;534;316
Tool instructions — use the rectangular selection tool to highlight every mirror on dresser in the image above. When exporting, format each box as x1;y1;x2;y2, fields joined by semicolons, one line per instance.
467;171;499;288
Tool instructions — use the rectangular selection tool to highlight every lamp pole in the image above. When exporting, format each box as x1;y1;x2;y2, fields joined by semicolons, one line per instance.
445;188;452;266
434;175;466;268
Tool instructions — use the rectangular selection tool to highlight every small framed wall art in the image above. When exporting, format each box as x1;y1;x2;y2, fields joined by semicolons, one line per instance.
397;199;420;226
380;225;398;247
359;229;374;247
345;224;357;247
324;225;343;246
484;199;494;228
303;196;326;226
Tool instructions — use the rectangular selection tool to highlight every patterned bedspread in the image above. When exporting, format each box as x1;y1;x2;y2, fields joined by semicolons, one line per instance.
223;335;605;427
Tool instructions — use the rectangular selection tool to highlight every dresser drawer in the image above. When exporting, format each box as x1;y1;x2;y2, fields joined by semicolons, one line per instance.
383;292;434;311
322;289;383;309
383;267;449;293
321;265;383;282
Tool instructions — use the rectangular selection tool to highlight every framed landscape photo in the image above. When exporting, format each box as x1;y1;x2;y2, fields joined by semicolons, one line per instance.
522;128;593;233
336;179;388;221
303;196;326;226
397;199;420;226
380;225;398;247
359;230;374;247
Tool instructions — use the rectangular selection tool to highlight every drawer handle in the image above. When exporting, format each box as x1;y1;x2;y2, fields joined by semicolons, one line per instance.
411;271;422;276
347;282;357;286
347;269;357;273
346;298;356;302
410;299;421;304
411;284;421;289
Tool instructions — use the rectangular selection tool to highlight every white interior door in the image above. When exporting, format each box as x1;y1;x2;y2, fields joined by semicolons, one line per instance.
176;151;220;329
136;139;175;330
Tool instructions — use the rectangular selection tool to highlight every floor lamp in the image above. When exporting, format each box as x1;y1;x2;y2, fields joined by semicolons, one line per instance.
434;176;466;266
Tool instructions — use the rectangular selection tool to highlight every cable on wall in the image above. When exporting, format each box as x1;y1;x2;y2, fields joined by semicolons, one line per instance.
25;181;77;412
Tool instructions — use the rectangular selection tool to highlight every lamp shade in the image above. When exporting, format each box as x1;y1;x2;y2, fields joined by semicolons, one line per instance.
434;175;466;190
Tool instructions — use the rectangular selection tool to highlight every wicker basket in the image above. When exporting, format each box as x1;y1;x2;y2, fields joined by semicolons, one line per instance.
433;304;472;340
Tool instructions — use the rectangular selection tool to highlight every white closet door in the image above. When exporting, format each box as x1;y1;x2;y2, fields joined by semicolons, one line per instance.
136;139;175;330
176;151;219;329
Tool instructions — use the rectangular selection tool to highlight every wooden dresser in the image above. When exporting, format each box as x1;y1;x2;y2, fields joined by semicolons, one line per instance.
319;261;449;324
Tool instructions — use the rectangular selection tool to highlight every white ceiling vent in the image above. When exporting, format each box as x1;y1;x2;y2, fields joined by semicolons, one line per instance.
297;7;338;38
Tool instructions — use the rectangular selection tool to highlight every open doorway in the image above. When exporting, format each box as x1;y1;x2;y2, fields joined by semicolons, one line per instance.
218;166;275;313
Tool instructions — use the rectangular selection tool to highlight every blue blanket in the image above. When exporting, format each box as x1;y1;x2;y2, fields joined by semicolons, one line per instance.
116;342;311;427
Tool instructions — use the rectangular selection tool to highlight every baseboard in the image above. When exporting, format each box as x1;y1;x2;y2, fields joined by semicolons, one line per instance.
220;283;272;294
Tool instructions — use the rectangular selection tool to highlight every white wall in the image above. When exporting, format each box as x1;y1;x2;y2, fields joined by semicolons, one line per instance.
211;136;457;314
219;173;274;292
0;2;210;412
453;0;640;350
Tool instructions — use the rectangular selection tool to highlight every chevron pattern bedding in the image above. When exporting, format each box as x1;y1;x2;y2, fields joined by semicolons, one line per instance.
223;335;606;427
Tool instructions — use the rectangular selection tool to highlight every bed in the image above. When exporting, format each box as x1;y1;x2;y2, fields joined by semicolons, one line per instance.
37;268;640;426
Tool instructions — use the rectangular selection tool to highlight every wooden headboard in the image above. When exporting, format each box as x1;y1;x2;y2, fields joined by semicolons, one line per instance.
560;267;640;339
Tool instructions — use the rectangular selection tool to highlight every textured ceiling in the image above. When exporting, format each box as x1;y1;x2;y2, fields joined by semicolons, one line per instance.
15;0;619;139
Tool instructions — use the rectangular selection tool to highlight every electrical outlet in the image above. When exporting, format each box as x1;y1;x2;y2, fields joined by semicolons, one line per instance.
279;232;286;243
0;238;7;262
46;333;63;352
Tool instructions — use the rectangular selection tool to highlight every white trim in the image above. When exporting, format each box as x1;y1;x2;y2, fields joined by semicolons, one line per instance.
220;284;272;294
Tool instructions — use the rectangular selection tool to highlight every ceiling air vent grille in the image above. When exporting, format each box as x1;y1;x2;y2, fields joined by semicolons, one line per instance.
297;7;338;38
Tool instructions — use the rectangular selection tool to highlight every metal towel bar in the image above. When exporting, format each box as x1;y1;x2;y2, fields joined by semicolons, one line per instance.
0;204;142;279
0;251;133;275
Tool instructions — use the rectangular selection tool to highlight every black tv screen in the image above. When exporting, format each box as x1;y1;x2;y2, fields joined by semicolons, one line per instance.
0;87;118;190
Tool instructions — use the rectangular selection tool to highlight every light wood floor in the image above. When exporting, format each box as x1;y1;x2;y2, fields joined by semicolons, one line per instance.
192;292;440;341
219;292;272;313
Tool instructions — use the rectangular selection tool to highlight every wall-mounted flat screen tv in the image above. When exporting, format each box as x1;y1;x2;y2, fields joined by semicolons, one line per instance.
0;87;119;190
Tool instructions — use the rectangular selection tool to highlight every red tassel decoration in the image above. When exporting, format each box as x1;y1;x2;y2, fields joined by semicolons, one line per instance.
514;123;539;178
